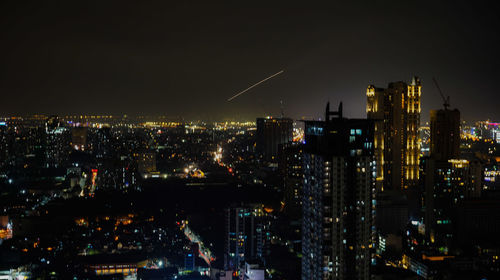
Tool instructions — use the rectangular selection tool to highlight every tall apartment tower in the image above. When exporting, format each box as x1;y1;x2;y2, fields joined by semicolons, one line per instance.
278;142;303;217
430;108;460;161
256;117;293;161
366;77;421;191
424;106;479;250
302;103;376;280
224;206;270;271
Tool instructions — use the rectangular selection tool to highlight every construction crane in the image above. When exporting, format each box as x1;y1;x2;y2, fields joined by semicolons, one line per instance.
432;77;450;110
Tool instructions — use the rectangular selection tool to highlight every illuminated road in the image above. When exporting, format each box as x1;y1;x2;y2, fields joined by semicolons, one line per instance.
181;221;215;266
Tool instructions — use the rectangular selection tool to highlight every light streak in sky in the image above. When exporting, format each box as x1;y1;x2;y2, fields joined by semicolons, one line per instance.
227;70;284;101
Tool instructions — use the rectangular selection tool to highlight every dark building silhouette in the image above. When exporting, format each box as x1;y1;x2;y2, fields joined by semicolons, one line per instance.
302;103;375;280
430;109;460;161
256;117;293;162
424;106;483;253
375;191;408;236
424;158;483;251
456;199;500;251
135;152;156;175
71;127;88;151
185;251;195;271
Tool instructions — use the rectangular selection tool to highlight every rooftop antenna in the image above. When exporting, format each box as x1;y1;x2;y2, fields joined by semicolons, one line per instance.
432;77;450;110
280;100;284;118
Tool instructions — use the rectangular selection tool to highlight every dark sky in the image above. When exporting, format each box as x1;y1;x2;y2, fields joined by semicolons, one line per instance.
1;1;498;121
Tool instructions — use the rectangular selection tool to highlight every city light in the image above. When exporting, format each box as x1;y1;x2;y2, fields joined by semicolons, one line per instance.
0;3;498;279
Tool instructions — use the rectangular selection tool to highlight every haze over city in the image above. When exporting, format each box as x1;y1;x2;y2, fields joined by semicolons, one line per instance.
1;1;499;121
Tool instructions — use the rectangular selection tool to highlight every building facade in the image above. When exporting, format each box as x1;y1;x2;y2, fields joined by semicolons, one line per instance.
224;206;270;271
256;117;293;162
366;77;421;191
71;127;88;151
45;115;69;168
135;152;157;175
424;158;482;252
239;261;265;280
302;103;376;280
430;109;460;161
278;142;303;217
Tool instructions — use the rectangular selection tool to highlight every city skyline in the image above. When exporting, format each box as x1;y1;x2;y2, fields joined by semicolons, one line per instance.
1;1;499;121
2;2;500;279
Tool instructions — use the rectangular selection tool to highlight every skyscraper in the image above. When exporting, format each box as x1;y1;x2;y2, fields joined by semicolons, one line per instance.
224;206;270;271
302;103;375;280
430;109;460;161
366;77;421;191
278;142;303;218
424;105;481;252
256;117;293;162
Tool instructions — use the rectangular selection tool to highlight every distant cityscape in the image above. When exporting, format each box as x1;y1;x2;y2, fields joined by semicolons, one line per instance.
1;77;500;280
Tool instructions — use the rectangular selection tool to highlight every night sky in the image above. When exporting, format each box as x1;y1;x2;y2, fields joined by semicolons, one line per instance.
1;1;498;121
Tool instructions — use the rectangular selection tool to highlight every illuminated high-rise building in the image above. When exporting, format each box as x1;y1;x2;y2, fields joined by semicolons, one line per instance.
224;206;270;271
302;103;375;280
366;77;421;191
430;108;460;161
